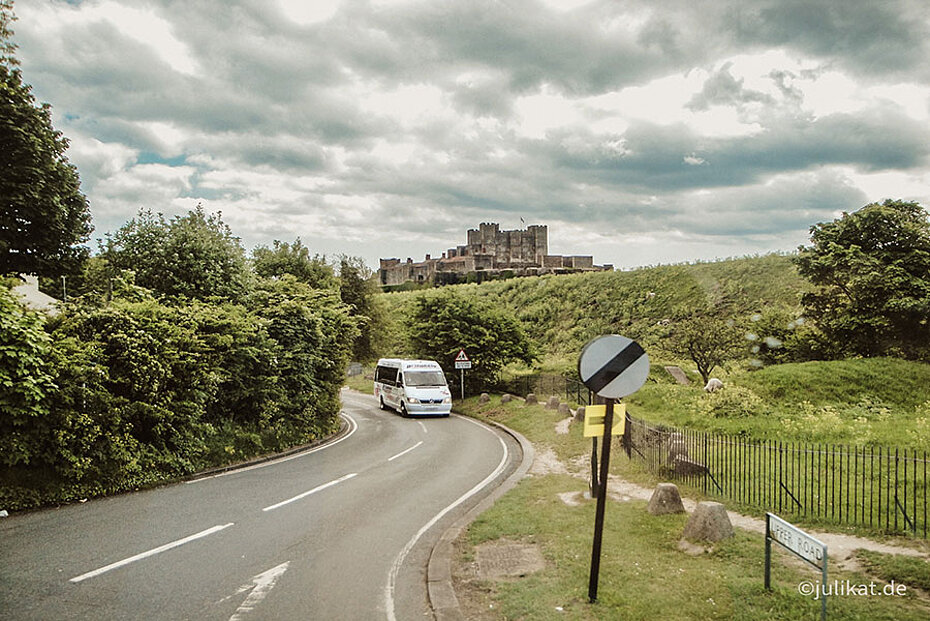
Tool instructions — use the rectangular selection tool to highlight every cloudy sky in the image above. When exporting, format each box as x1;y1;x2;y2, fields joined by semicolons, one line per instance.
12;0;930;269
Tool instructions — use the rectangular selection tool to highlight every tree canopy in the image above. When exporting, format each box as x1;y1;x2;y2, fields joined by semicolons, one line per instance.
251;239;335;290
406;289;534;390
102;206;251;301
795;199;930;360
0;1;92;278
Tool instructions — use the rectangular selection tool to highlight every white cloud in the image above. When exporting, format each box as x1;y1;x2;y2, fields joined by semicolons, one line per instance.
278;0;342;25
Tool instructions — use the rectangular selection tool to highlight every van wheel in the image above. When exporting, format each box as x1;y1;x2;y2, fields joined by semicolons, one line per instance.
379;396;387;411
400;402;408;417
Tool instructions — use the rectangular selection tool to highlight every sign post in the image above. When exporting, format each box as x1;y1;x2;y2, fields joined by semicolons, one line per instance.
766;513;828;621
454;349;471;400
578;335;649;603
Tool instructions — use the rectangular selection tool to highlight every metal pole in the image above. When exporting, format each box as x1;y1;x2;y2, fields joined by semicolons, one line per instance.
591;438;599;498
588;398;615;602
460;369;465;401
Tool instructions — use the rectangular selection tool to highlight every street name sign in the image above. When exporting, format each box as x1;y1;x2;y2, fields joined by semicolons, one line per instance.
766;513;828;620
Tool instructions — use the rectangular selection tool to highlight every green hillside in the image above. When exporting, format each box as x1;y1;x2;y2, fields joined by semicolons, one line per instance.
379;253;808;370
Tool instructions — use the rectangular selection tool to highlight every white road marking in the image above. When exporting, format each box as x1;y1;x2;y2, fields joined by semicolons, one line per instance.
228;561;290;621
384;415;509;621
187;414;358;484
417;421;427;433
387;441;423;462
262;472;358;512
69;523;234;583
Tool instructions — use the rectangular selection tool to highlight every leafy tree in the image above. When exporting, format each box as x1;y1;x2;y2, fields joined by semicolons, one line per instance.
406;289;534;391
0;284;54;467
103;206;251;300
668;313;744;384
252;239;335;290
795;199;930;359
0;2;92;279
336;255;385;362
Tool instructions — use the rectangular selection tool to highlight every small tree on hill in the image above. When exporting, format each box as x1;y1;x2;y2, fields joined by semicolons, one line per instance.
668;314;744;385
795;199;930;360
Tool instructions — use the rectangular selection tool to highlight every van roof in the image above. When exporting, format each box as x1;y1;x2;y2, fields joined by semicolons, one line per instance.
377;358;443;369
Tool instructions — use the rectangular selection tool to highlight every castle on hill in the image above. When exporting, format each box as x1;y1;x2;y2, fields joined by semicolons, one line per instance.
378;222;612;286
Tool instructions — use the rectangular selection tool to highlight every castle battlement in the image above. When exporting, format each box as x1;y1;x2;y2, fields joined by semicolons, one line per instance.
379;223;610;286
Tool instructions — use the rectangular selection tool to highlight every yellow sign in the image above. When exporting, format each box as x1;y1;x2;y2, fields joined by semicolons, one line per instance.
583;403;626;437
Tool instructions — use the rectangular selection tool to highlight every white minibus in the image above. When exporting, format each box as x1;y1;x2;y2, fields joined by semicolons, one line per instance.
373;359;452;416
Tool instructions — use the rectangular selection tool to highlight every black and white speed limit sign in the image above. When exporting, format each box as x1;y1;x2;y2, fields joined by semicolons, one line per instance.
578;334;649;399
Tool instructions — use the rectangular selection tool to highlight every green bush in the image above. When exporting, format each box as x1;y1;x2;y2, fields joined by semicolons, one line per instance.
696;385;764;418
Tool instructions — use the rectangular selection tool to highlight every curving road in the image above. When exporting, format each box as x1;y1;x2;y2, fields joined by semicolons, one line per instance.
0;388;520;620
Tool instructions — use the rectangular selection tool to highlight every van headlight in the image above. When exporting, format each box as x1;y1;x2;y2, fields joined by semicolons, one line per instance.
407;397;418;403
443;397;451;404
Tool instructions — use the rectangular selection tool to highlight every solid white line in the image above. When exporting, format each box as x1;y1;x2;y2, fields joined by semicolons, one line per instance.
69;523;234;583
417;421;427;433
228;561;290;621
261;472;358;512
387;441;423;462
384;416;508;621
187;413;358;484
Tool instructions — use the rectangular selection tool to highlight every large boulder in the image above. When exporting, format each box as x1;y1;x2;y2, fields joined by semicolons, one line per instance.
478;393;490;404
501;394;513;404
704;378;724;393
647;483;685;515
682;501;733;542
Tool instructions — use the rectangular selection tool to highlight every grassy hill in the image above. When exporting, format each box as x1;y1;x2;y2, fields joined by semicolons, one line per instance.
378;252;808;371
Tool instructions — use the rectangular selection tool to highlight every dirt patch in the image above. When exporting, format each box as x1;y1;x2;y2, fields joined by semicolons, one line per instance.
554;416;573;435
530;447;570;476
557;491;586;506
474;539;546;580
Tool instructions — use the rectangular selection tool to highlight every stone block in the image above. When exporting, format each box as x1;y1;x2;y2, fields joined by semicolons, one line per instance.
546;395;560;409
525;393;537;405
479;393;490;404
501;394;512;403
557;402;570;416
574;405;585;422
647;483;685;515
682;501;733;542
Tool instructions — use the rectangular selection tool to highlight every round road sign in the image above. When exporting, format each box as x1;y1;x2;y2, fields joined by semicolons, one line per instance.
578;334;649;399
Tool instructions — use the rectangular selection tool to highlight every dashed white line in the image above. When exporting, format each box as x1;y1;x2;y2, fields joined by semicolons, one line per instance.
387;441;423;462
261;472;358;512
417;421;427;433
69;523;235;583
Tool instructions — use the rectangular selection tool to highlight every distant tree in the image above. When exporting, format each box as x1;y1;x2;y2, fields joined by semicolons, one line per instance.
406;289;534;391
103;206;251;300
0;1;92;279
668;314;744;385
336;255;385;362
251;239;335;290
795;199;930;359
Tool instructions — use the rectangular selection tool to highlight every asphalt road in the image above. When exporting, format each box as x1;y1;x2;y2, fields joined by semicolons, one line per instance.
0;388;520;620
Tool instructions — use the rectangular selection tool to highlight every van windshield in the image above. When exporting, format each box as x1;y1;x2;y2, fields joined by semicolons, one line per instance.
404;370;447;387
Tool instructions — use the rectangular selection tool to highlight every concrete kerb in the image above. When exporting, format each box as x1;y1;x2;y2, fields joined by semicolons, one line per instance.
427;417;535;621
183;413;352;482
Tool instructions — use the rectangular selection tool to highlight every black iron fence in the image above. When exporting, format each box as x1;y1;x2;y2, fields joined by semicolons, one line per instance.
624;412;930;538
502;373;593;407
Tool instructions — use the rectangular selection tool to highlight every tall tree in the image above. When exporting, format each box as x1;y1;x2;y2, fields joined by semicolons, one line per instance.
0;1;92;278
336;255;384;362
251;239;335;290
103;206;251;301
795;199;930;360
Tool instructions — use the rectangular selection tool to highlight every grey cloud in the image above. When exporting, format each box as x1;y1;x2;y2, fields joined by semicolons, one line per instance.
687;64;775;111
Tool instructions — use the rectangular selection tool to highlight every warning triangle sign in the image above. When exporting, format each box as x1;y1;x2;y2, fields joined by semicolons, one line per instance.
455;349;469;362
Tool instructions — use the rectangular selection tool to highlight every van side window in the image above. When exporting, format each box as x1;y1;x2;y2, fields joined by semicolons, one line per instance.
375;365;396;387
